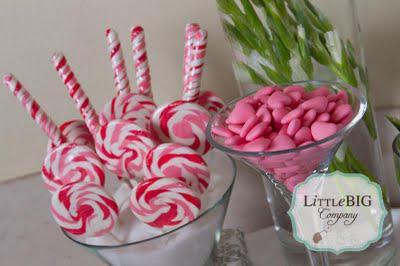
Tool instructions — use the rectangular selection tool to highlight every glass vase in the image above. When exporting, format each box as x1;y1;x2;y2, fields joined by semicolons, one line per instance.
207;80;396;265
215;0;396;264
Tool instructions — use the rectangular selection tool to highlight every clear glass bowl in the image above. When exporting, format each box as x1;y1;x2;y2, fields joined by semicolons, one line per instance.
61;149;236;266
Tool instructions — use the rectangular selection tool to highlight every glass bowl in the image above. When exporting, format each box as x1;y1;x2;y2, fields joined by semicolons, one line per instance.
61;149;236;266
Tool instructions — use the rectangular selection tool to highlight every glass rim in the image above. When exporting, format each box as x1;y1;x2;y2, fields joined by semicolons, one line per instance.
206;80;367;157
61;153;237;249
392;133;400;157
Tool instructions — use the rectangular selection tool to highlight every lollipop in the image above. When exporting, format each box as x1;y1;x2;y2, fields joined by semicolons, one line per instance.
106;28;130;95
151;28;211;154
2;74;105;192
100;28;156;128
52;53;156;179
144;143;210;193
47;119;94;152
130;177;201;229
51;182;119;237
198;90;225;115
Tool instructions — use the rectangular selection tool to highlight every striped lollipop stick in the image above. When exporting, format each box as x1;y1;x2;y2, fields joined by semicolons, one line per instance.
183;23;200;65
131;26;152;98
106;28;130;95
3;74;66;146
52;53;100;135
182;29;208;102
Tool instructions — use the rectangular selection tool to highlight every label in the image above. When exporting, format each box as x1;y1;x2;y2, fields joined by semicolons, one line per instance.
288;171;387;254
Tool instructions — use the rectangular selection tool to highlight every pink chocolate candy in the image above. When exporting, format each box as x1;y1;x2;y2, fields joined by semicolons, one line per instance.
300;96;328;113
246;122;269;141
281;108;304;124
227;102;255;124
311;122;338;141
332;104;352;122
242;137;271;152
268;91;292;108
240;116;260;138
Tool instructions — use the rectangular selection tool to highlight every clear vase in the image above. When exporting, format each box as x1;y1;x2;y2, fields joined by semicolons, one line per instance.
207;80;396;265
215;0;396;264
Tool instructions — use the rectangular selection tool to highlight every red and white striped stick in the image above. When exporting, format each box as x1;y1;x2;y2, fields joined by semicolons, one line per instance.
182;29;208;102
106;28;130;95
131;26;152;98
52;53;100;135
3;74;66;146
183;23;200;65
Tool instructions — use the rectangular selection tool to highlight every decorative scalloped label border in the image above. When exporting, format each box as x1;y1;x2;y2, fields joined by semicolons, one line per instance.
288;171;387;254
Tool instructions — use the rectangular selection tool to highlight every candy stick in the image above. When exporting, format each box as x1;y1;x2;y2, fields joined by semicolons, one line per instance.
106;28;130;95
52;53;100;135
3;74;66;146
182;29;208;102
52;53;156;180
3;74;105;192
131;26;152;98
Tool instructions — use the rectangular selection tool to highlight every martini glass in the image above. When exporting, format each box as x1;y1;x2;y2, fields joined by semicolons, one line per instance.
207;80;370;265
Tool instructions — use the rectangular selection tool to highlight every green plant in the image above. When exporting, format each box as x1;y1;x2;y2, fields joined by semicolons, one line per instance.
217;0;381;185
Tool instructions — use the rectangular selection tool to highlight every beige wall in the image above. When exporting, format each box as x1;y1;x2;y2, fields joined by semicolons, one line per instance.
0;0;399;181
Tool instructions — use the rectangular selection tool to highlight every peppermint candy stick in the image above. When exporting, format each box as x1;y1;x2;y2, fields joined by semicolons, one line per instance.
52;53;156;180
106;28;130;95
131;26;152;98
3;74;66;146
3;74;105;192
182;29;208;102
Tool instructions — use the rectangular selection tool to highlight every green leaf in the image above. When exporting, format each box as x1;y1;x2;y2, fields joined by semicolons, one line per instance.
260;63;290;83
387;115;400;132
237;62;269;85
222;21;253;55
363;97;378;139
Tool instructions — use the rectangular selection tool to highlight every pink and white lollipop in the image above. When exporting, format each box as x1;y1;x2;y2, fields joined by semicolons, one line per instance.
47;119;94;152
2;74;105;192
106;28;130;95
144;143;210;193
130;177;201;229
52;53;156;179
151;28;211;154
51;182;119;237
198;90;225;115
100;27;156;129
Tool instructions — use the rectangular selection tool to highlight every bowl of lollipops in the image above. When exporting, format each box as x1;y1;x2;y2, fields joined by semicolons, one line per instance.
4;23;236;266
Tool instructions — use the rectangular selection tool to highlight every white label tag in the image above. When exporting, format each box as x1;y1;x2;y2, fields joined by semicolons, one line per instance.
288;171;387;254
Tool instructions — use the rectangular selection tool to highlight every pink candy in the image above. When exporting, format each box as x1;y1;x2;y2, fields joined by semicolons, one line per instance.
211;85;354;192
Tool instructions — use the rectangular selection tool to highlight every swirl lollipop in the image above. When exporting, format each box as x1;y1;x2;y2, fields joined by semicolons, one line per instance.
198;90;225;115
47;119;94;152
130;177;201;229
100;27;156;129
151;27;211;154
144;143;210;193
51;182;119;237
2;74;105;192
52;53;156;179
